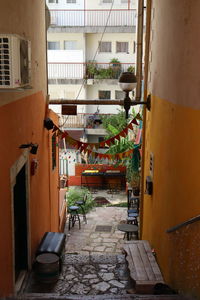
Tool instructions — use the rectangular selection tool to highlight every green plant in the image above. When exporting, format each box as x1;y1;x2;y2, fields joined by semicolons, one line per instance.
109;58;121;65
101;111;142;189
127;65;135;73
109;58;121;79
95;67;113;79
66;187;94;213
86;61;98;78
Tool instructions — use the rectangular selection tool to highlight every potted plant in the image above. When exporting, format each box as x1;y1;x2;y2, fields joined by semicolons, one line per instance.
109;58;121;79
86;61;98;79
127;65;135;74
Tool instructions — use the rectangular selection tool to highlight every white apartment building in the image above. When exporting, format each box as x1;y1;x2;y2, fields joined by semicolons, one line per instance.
46;0;139;175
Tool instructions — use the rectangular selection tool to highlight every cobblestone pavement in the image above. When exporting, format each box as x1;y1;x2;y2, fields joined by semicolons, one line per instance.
24;191;138;297
25;253;134;296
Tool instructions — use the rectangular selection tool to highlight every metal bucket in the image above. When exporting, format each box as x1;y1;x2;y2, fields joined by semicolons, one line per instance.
35;253;59;283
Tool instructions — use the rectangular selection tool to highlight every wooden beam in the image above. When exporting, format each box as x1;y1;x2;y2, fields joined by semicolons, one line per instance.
49;99;124;105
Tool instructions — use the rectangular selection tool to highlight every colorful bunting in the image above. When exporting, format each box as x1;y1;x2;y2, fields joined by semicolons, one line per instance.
53;115;141;161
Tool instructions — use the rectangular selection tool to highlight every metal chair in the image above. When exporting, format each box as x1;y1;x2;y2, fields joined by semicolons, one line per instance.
75;194;87;224
68;205;81;230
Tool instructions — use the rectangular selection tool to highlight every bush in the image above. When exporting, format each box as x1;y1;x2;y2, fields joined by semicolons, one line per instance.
66;187;94;213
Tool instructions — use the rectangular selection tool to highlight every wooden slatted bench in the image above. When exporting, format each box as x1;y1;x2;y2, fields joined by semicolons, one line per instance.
123;240;164;294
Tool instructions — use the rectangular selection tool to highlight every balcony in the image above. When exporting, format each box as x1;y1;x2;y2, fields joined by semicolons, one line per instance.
48;62;135;84
60;113;111;136
49;9;137;33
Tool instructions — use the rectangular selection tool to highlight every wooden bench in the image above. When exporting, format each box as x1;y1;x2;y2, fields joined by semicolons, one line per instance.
123;240;164;294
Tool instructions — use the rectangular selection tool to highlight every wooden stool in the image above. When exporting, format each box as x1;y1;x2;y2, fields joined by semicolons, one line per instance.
35;253;59;283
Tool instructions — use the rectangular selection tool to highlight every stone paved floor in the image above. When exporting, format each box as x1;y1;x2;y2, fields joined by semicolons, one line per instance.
24;190;138;296
65;189;135;254
65;206;128;254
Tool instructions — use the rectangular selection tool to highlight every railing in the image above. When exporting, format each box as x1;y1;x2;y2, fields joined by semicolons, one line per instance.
166;214;200;233
60;113;112;128
48;62;135;80
50;9;137;27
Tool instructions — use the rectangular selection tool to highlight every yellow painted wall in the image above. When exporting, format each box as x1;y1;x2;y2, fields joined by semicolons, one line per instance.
142;0;200;298
143;96;200;296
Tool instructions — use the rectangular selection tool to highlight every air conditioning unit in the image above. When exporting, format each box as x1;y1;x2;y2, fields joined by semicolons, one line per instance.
0;34;31;89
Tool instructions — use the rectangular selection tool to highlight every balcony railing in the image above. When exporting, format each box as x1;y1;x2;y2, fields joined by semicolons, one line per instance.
48;62;136;80
50;9;137;27
60;113;113;129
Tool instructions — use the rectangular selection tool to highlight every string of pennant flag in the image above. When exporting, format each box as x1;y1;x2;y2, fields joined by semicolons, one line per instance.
53;113;142;161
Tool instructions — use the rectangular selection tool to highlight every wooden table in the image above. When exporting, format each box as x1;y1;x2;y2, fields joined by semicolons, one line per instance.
117;224;138;240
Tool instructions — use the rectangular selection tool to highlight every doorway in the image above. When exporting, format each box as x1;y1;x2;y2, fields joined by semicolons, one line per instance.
13;164;28;281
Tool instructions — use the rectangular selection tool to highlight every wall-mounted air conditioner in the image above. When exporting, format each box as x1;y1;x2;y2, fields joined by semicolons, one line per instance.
0;34;31;89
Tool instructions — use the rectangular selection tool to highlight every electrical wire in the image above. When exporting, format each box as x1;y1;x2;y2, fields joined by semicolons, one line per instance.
60;0;115;128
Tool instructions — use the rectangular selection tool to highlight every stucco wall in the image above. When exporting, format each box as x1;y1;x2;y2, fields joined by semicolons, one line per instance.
142;0;200;298
47;32;85;51
0;0;60;297
86;33;136;63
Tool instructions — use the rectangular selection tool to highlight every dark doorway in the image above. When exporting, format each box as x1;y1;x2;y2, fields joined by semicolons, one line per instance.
14;164;28;281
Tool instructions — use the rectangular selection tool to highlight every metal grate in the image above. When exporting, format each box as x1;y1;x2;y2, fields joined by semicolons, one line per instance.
95;225;112;232
0;37;10;86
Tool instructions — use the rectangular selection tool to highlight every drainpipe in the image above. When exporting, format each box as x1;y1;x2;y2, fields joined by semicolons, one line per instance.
139;0;152;238
135;0;144;102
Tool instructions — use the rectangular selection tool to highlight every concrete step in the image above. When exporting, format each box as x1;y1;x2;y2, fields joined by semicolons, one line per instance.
15;293;185;300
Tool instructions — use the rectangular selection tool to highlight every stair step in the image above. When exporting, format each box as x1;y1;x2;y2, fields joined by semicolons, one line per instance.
15;294;184;300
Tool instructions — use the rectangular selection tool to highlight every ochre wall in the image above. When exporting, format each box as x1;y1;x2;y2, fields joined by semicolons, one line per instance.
142;0;200;298
0;0;60;297
0;93;59;296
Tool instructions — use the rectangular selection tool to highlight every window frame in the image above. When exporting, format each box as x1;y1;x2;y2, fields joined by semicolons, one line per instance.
66;0;76;3
98;41;112;53
98;90;111;100
116;41;129;53
64;40;78;50
47;41;60;50
48;0;58;3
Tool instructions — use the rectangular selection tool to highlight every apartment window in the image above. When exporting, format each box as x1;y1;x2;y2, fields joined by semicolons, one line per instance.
121;0;128;3
64;40;77;50
115;90;124;100
102;0;112;3
99;90;111;99
66;0;76;3
99;42;112;53
48;41;60;50
48;0;58;3
116;42;129;53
